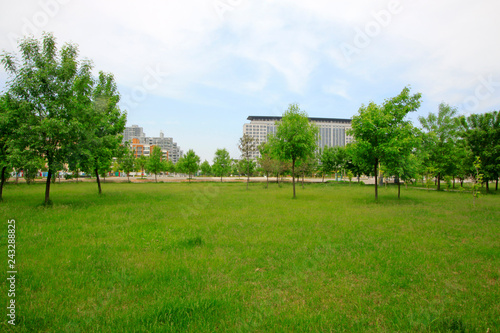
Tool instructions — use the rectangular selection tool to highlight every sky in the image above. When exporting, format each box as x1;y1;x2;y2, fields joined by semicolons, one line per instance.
1;0;499;162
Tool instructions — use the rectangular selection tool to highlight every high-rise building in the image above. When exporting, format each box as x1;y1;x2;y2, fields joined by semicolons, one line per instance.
243;116;353;159
122;125;183;163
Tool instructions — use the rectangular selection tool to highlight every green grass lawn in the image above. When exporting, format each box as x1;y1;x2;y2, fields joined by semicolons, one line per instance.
0;181;499;332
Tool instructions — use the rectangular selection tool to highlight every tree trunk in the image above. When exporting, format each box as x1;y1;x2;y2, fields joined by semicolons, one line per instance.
437;173;441;191
266;171;269;189
155;173;158;183
374;159;378;201
220;175;223;183
398;182;401;200
45;169;52;205
322;173;325;183
0;166;7;202
15;169;19;184
496;178;498;191
453;176;455;189
276;173;279;185
302;172;304;189
486;180;489;193
292;159;296;198
95;167;102;194
247;161;250;190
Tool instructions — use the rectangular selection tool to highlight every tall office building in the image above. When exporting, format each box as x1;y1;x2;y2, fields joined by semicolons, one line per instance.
122;125;183;163
243;116;353;159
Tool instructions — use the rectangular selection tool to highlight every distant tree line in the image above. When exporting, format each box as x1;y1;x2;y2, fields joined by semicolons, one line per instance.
1;35;498;203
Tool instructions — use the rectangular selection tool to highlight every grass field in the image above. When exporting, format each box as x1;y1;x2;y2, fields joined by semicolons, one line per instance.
0;181;499;332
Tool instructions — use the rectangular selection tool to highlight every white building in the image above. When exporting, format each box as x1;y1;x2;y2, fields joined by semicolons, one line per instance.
243;116;353;159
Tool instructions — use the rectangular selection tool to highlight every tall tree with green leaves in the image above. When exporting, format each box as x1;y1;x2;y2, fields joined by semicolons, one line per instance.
418;103;460;191
460;111;500;191
350;86;422;200
179;149;200;182
1;33;94;204
200;160;212;176
273;104;318;198
382;121;421;198
320;146;336;182
332;146;348;181
238;133;257;189
119;146;136;182
146;146;164;183
75;71;126;194
212;148;232;182
136;154;147;177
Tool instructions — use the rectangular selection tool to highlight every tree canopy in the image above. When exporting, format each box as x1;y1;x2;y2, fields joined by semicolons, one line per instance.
350;86;422;200
212;148;232;182
273;104;318;198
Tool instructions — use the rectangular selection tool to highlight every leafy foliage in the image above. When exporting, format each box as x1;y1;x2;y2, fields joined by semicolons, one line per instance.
418;103;460;191
212;148;232;182
460;111;500;192
350;86;422;200
273;104;318;198
146;146;164;182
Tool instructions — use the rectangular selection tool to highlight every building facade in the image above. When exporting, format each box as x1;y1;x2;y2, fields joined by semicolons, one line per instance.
243;116;353;159
122;125;183;163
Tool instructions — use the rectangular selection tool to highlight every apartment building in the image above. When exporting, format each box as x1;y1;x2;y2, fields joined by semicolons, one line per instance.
122;125;183;163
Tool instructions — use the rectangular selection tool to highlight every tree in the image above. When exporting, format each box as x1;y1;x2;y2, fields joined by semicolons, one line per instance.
237;159;256;177
238;133;257;189
296;154;317;188
273;104;318;198
212;148;232;182
179;149;200;182
382;121;421;199
1;33;94;204
320;146;336;182
257;142;275;189
200;160;212;176
332;146;348;181
0;94;14;201
146;146;164;183
136;155;147;177
119;146;136;182
73;71;126;194
418;103;460;191
350;86;422;200
164;160;176;175
460;111;500;192
345;142;372;183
